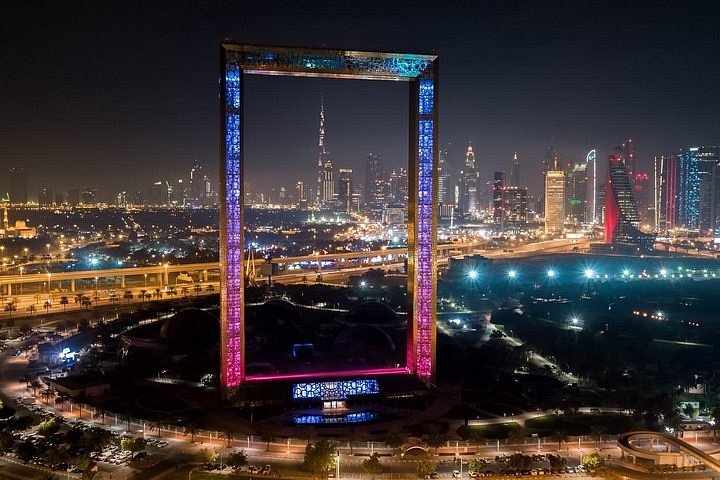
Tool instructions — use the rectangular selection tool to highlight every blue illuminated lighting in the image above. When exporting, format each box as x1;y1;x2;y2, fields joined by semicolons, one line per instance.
507;269;517;279
546;269;556;278
294;411;376;424
467;270;478;280
584;268;595;279
293;379;380;401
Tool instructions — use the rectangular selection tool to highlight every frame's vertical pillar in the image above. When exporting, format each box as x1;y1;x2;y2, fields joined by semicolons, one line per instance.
220;49;245;392
411;61;438;382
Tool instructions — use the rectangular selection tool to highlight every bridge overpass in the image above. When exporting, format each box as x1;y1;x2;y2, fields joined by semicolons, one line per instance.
0;240;487;296
617;430;720;472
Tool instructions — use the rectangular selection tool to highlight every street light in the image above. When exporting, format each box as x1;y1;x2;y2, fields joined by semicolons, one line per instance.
336;451;340;480
507;269;517;279
584;268;594;279
546;269;556;279
467;269;478;280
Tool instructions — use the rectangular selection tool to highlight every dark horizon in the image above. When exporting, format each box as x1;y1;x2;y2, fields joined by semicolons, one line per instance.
2;0;720;201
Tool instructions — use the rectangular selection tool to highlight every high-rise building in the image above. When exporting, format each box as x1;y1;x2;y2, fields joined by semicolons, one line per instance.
458;143;479;215
67;188;80;206
438;146;452;205
653;154;677;235
365;153;385;212
567;163;587;225
544;169;565;234
54;193;65;205
337;168;353;213
296;181;306;209
320;159;335;205
316;95;331;206
7;168;28;204
633;172;651;227
676;146;720;231
510;152;520;187
586;150;598;223
388;168;408;205
604;152;655;251
501;186;528;226
622;138;636;176
81;188;98;205
189;160;206;206
492;171;505;225
38;187;53;206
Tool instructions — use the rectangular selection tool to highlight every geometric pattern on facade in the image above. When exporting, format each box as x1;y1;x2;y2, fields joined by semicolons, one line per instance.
292;379;380;400
220;43;439;389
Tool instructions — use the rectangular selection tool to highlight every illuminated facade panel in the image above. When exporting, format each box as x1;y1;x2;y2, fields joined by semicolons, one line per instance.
544;170;565;234
292;379;380;400
220;44;438;392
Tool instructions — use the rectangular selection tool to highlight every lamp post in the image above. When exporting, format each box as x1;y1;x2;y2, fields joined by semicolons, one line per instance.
19;266;23;295
336;451;340;480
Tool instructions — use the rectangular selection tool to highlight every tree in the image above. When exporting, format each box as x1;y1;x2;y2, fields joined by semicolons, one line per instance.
711;406;720;440
590;425;606;446
547;454;567;470
362;453;383;475
16;440;37;462
227;450;248;471
120;437;145;456
303;440;337;476
60;296;69;310
4;303;17;318
37;417;61;437
26;305;37;314
507;427;527;445
184;423;200;443
345;427;359;453
507;453;532;472
425;432;445;452
40;388;54;405
683;403;696;419
148;422;162;438
29;379;42;395
220;428;234;448
581;453;604;473
206;284;215;292
468;459;485;475
194;284;202;295
259;429;275;452
194;447;218;464
0;432;15;453
123;291;133;303
468;430;487;451
43;300;51;314
416;459;437;478
384;432;404;455
139;290;147;301
552;430;568;451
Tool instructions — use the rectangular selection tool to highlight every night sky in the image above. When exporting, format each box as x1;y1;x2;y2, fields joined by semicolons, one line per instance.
2;0;719;201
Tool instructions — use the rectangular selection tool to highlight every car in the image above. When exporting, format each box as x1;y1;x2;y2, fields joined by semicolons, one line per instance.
248;465;259;474
468;471;479;478
453;470;461;478
262;465;271;475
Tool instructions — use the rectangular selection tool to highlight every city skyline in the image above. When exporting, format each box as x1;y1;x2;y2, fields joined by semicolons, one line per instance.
2;1;720;199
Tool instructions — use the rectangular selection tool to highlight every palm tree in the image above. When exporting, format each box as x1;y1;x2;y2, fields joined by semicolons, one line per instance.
180;286;189;297
123;291;133;303
259;429;275;451
184;423;200;443
139;289;147;301
120;415;132;432
59;296;69;311
41;388;54;405
507;426;527;446
149;422;162;438
29;379;42;395
74;293;83;304
43;300;51;314
154;288;162;299
206;284;215;292
194;284;202;295
468;430;487;451
590;425;606;446
26;305;37;314
552;430;568;451
220;428;234;447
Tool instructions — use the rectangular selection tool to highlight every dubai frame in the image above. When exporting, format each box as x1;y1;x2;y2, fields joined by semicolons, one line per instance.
219;42;438;393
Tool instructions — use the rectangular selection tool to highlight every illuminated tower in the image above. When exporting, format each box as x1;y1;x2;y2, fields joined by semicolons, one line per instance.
654;154;677;234
365;153;385;213
544;169;565;234
459;143;479;214
492;171;505;225
605;152;655;251
337;168;353;213
316;95;331;206
586;149;597;223
510;152;520;187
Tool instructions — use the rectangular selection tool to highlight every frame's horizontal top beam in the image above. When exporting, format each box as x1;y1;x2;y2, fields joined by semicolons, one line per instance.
222;42;436;80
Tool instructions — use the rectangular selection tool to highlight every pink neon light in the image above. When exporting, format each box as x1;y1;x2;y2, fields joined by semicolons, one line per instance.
246;367;410;382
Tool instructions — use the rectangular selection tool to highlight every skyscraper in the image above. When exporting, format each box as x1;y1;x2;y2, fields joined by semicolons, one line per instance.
676;146;720;231
605;152;655;251
365;153;385;212
502;186;528;226
337;168;353;213
189;159;206;206
567;162;587;225
320;159;335;206
510;152;520;187
492;171;505;225
586;149;597;223
316;95;331;206
458;143;479;214
544;169;565;234
438;146;452;205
